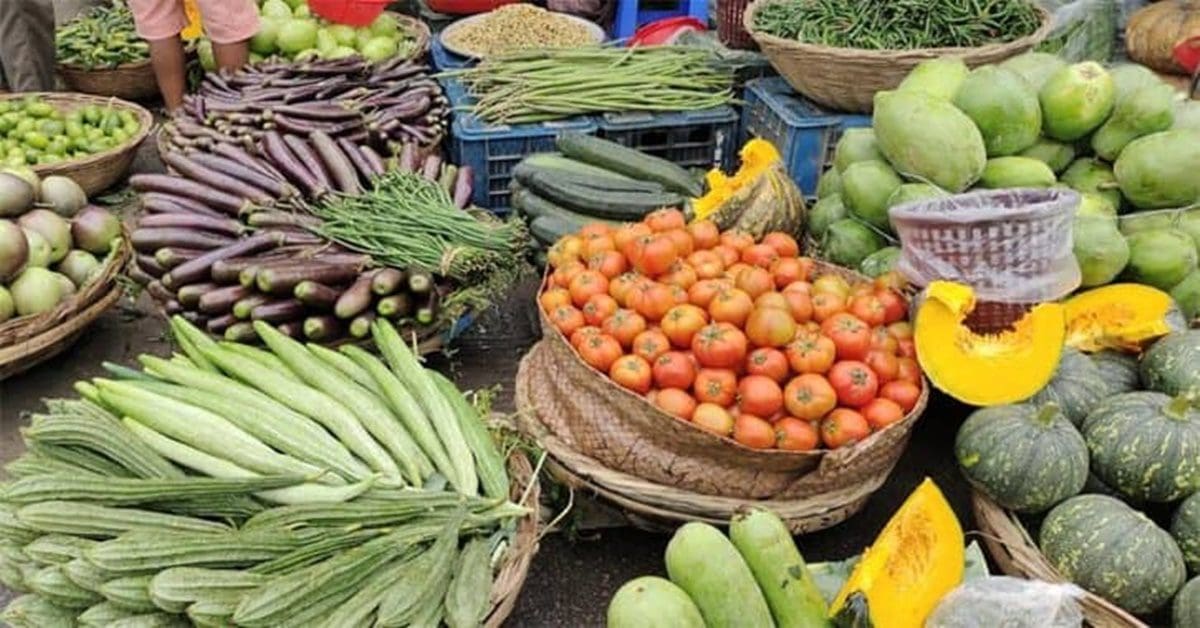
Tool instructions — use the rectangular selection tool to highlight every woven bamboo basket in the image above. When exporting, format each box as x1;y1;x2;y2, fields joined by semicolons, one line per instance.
0;93;153;196
970;490;1148;628
743;2;1054;113
486;449;541;627
0;237;130;380
396;12;433;63
58;59;158;102
516;260;928;533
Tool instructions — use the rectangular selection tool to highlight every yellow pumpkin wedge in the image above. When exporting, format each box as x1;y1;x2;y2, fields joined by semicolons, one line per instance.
691;139;806;237
1064;283;1176;352
830;478;964;628
914;281;1065;406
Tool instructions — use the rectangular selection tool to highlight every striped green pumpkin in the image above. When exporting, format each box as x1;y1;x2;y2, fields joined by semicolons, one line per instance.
955;403;1087;513
1173;492;1200;575
1141;330;1200;397
1176;577;1200;628
1040;494;1185;615
1083;392;1200;502
1026;348;1108;426
1090;349;1140;396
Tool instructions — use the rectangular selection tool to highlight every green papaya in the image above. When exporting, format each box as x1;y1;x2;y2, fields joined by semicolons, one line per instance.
887;182;944;209
1119;211;1176;237
833;129;884;174
1019;137;1076;174
822;219;885;269
1073;215;1129;287
1175;101;1200;132
607;576;706;628
730;508;830;628
859;246;901;278
1122;228;1199;290
665;522;774;628
1171;270;1200;322
953;66;1041;156
1114;130;1200;210
841;160;902;232
1077;192;1118;218
873;90;986;192
897;57;969;101
1108;63;1163;107
1061;158;1122;212
1039;62;1116;141
816;168;841;199
1091;82;1176;161
809;194;848;239
1172;210;1200;254
999;52;1068;93
978;156;1056;189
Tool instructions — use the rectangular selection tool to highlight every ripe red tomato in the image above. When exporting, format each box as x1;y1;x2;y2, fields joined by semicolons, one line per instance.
582;293;619;327
630;234;679;277
552;260;586;289
733;414;776;449
663;229;694;258
783;374;837;421
668;284;689;305
864;349;899;383
775;417;819;451
868;326;899;354
821;409;871;448
645;208;686;232
609;355;652;394
828;361;879;408
568;270;610;308
708;288;754;327
661;304;709;348
880;380;921;413
539;287;571;313
688;220;721;250
582;234;616;259
587;250;628;279
887;321;913;340
783;280;811;295
771;257;807;289
660;261;699;290
781;290;813;324
688;250;725;279
848;294;887;327
608;272;642;307
694;368;737;406
693;403;734;436
874;270;908;293
746;348;789;383
738;375;784;418
601;309;647;349
712;244;740;268
875;289;908;324
549;305;585;337
688;278;731;309
897;338;917;359
741;243;781;269
578;223;611;239
570;325;601;349
577;334;623;372
745;307;797;349
626;282;675;322
735;266;775;299
653;351;697;390
861;398;906;430
811;292;846;323
785;333;836;374
812;274;851;299
754;291;789;311
613;222;652;258
719;230;754;251
821;313;871;360
691;323;748;370
897;357;922;387
654;388;698;420
762;232;800;258
632;329;671;363
547;235;583;268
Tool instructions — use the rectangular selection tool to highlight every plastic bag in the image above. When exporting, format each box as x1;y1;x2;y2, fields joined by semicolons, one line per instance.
925;576;1084;628
1036;0;1121;62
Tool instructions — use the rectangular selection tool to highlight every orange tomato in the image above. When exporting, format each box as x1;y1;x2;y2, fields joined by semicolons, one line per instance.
848;294;887;327
785;333;837;374
745;307;797;348
549;305;585;337
577;333;623;372
733;414;776;449
726;262;753;282
659;261;698;289
608;272;642;307
745;347;789;383
810;292;846;322
692;403;734;436
582;293;619;327
712;244;740;268
754;291;789;311
630;234;679;277
719;230;754;251
653;351;697;390
568;270;609;308
880;380;921;413
646;208;687;232
626;282;675;322
887;321;913;340
782;280;812;295
664;229;694;257
578;223;611;240
632;329;671;363
548;235;584;267
693;368;738;406
691;323;748;369
812;274;851;299
821;409;871;448
874;270;908;293
655;388;698;420
781;290;813;324
738;375;784;418
897;338;917;359
539;287;571;312
614;222;653;259
569;325;601;349
821;313;871;360
862;397;905;430
762;232;801;258
552;260;586;289
875;289;908;324
661;304;709;348
828;360;879;408
848;282;874;299
775;417;819;451
609;355;652;394
868;326;899;354
601;309;647;349
582;234;616;258
771;257;807;289
783;373;837;421
741;243;781;269
864;349;899;383
688;250;725;279
688;220;720;250
708;288;754;327
688;279;729;309
735;266;774;299
897;357;922;387
587;250;628;279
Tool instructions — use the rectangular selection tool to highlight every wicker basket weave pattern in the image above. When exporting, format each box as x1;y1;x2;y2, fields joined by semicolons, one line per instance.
58;60;159;102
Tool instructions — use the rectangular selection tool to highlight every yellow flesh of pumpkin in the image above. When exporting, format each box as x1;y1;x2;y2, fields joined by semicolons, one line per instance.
1063;283;1174;352
830;478;964;628
691;138;781;221
914;281;1065;406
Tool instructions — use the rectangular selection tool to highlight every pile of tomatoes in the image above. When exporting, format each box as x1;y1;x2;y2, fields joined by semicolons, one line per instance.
539;208;923;452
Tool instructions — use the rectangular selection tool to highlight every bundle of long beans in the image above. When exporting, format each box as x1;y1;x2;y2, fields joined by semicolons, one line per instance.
751;0;1043;50
450;46;736;124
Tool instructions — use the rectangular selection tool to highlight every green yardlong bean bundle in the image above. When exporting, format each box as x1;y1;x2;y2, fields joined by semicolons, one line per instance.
56;1;149;69
450;46;736;124
752;0;1043;50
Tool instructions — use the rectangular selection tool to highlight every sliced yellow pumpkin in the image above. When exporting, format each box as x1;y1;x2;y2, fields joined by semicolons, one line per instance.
691;139;782;221
1064;283;1175;352
830;478;964;628
914;281;1065;406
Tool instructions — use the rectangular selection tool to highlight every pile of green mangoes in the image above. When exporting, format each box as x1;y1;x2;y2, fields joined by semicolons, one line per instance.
0;96;143;168
810;54;1200;302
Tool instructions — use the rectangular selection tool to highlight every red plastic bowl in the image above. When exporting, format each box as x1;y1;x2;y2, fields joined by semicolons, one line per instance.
307;0;391;26
630;17;705;46
425;0;517;16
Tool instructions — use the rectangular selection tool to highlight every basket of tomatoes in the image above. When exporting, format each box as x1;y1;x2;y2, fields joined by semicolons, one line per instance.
514;208;928;533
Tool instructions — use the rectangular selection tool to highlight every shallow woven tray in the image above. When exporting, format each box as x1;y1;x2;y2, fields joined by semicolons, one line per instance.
0;92;153;196
486;449;541;627
0;237;130;380
744;2;1053;113
970;490;1148;628
58;59;158;102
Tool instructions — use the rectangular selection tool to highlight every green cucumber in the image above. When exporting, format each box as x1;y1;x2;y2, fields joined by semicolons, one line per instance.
730;509;830;628
521;152;637;180
513;162;665;194
529;215;578;247
524;172;679;220
665;522;774;628
557;132;703;196
513;187;617;229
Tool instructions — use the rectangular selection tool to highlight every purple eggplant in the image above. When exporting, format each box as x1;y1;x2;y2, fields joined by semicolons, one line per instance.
359;146;386;175
132;228;234;254
302;315;342;341
207;313;238;335
370;268;405;296
198;285;251;314
453;166;474;209
153;247;204;269
293;280;343;310
177;282;219;309
224;321;259;342
145;280;174;302
161;151;275;206
336;137;378;184
162;232;284;289
420;154;442;181
376;293;413;319
138;213;244;237
333;272;376;319
262;131;325;197
246;210;322;230
398;143;418;173
136;254;167;277
282;135;332;190
140;193;227;219
309;131;361;194
164;300;185;315
232;294;272;320
256;262;365;295
277;321;303;338
250;299;306;324
187;151;297;199
130;174;249;215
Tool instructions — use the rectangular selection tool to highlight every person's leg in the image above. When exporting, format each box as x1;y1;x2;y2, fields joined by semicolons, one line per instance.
128;0;189;111
0;0;56;92
198;0;259;70
211;40;248;70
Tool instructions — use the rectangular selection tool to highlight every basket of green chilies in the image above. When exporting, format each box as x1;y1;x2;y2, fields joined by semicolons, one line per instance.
55;2;158;101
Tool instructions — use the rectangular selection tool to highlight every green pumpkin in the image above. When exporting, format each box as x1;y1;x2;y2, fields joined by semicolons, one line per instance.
1025;347;1108;426
1040;494;1185;615
1090;350;1141;396
1082;392;1200;502
1173;492;1200;575
1142;330;1200;397
955;403;1087;513
1175;577;1200;628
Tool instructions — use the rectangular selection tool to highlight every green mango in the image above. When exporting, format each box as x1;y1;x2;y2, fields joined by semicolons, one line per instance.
1073;215;1129;287
1091;82;1176;161
816;167;841;199
1061;158;1122;213
250;17;281;55
841;160;902;232
261;0;293;19
1123;228;1199;291
1114;130;1200;210
809;194;848;238
999;52;1068;93
1076;192;1118;218
1039;62;1116;141
873;90;986;192
315;28;338;54
1108;64;1163;107
886;182;944;209
1170;270;1200;321
897;57;969;101
1019;137;1076;174
859;246;901;278
832;128;884;174
977;156;1056;189
1119;211;1176;237
953;66;1041;156
822;219;884;269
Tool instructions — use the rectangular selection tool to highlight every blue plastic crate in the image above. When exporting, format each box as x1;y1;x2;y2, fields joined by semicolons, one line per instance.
740;77;872;196
596;106;739;172
430;36;471;72
442;78;597;213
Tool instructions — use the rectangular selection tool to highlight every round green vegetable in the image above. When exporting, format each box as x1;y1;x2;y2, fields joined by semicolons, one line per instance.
1123;228;1198;291
821;219;884;269
1175;577;1200;628
858;246;899;278
1141;330;1200;397
607;576;704;628
1025;347;1107;426
840;160;901;232
1082;391;1200;502
808;194;847;239
1172;492;1200;575
953;65;1041;156
1090;350;1140;396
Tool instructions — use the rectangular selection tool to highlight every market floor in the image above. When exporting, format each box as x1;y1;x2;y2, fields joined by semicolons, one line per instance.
0;141;979;626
